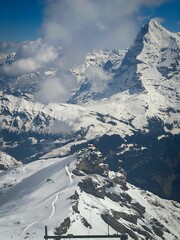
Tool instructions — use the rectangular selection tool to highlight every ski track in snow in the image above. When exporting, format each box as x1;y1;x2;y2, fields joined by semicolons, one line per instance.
48;192;60;219
21;163;74;237
21;221;37;238
65;164;74;187
49;164;73;219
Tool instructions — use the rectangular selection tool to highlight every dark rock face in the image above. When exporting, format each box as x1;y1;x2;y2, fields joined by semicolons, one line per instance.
101;213;138;240
78;177;106;199
112;210;139;224
51;144;180;239
75;145;106;176
106;192;126;202
77;160;105;175
80;216;92;229
93;132;180;202
77;146;127;200
55;217;71;235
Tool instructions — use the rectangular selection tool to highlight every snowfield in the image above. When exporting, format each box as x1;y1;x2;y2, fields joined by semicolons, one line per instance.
0;19;180;240
0;156;77;240
0;155;180;240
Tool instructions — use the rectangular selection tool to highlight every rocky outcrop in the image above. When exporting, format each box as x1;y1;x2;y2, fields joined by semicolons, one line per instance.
108;169;127;189
78;176;106;199
75;145;107;176
0;151;22;170
54;217;71;235
112;210;139;224
101;213;138;240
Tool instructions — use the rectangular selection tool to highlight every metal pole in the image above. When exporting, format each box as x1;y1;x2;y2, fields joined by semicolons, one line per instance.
107;212;110;235
45;226;48;240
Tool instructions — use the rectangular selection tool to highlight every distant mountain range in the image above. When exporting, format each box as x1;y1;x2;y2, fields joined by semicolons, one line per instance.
0;19;180;240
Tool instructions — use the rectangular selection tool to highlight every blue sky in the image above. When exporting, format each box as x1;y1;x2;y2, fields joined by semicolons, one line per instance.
0;0;43;41
0;0;179;42
140;0;180;32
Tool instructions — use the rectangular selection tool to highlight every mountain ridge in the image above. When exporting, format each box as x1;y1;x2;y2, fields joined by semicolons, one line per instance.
0;19;180;239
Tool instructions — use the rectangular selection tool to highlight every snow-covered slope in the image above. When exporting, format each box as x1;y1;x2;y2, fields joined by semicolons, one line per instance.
0;45;125;98
0;93;133;137
0;20;180;201
0;19;180;240
70;49;126;103
0;147;180;240
71;19;180;133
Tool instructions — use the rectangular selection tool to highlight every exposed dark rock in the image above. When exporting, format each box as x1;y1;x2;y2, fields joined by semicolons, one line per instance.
150;218;170;235
72;168;86;176
0;164;7;170
130;200;146;216
46;178;52;182
121;192;132;203
131;225;153;239
105;180;115;189
81;216;92;229
141;224;153;234
75;145;106;176
77;160;104;175
106;192;126;202
78;177;106;199
72;202;80;214
108;169;127;189
101;213;138;240
69;191;79;201
54;217;71;235
152;225;164;239
112;210;139;224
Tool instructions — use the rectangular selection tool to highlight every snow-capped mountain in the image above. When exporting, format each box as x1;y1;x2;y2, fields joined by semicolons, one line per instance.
0;19;180;239
0;146;180;240
70;49;126;103
0;41;19;64
1;20;179;200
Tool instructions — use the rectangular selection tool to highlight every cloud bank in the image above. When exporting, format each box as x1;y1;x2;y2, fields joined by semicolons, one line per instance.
2;38;59;76
43;0;166;50
1;0;167;103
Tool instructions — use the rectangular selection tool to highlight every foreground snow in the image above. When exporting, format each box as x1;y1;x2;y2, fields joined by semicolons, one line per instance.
0;156;77;240
0;155;180;240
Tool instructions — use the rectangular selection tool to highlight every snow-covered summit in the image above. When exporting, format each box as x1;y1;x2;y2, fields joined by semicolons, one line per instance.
0;20;180;205
0;20;180;239
70;49;126;103
70;20;179;134
112;18;180;93
71;19;179;106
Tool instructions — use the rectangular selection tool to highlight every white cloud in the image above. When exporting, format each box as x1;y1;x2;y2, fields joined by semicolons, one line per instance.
41;0;167;69
3;58;38;76
0;41;18;54
36;0;167;104
2;38;59;76
43;0;166;47
51;120;74;135
1;0;167;104
153;17;165;24
35;74;77;104
85;66;110;91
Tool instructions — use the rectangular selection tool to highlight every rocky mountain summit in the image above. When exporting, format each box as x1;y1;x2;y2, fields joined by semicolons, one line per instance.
1;20;179;201
0;19;180;239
